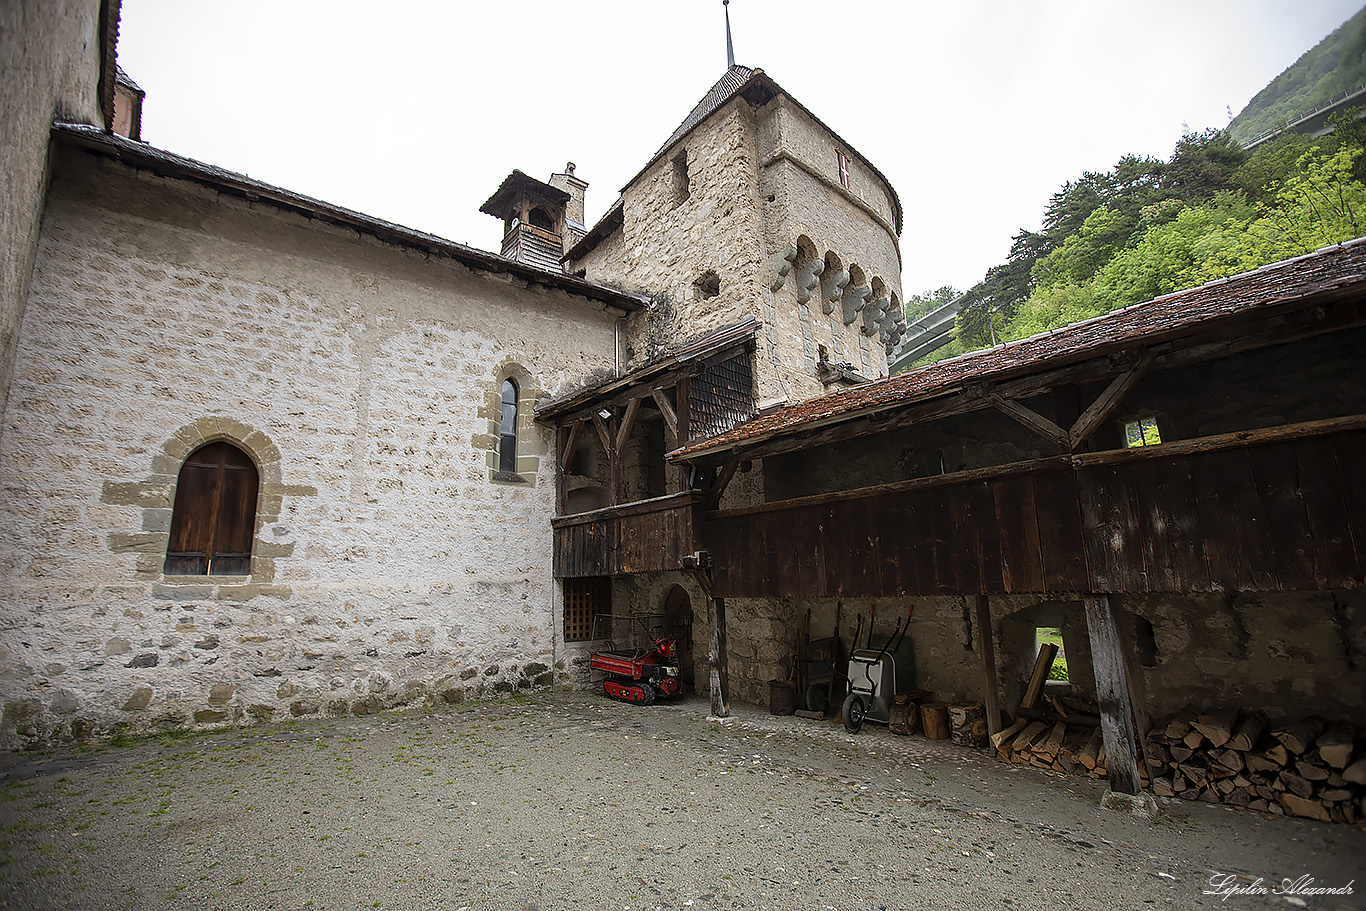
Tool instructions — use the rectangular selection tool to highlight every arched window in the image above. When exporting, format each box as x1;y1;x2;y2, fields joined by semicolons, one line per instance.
528;207;554;231
164;441;259;576
499;379;518;474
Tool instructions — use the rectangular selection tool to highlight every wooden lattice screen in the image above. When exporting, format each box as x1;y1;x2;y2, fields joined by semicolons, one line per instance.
563;576;612;641
688;349;755;441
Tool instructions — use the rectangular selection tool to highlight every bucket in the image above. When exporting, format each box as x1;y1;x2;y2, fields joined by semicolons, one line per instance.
768;679;796;715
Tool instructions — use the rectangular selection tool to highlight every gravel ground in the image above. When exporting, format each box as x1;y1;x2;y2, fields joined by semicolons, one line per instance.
0;693;1361;911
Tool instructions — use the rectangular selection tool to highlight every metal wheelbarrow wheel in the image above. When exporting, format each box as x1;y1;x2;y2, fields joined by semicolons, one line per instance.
842;693;867;734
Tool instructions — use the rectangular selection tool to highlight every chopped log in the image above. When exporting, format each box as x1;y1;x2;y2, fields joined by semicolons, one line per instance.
1278;771;1315;799
1244;752;1280;775
1190;708;1240;748
1152;775;1175;797
1265;743;1289;766
1215;777;1237;795
1163;706;1198;741
1277;792;1330;822
1342;758;1366;786
1184;729;1207;750
1036;722;1067;762
1232;774;1252;789
1273;719;1324;755
922;703;951;740
991;718;1029;753
948;702;989;748
1248;798;1270;812
1316;722;1354;769
1254;785;1277;802
1224;788;1252;807
1321;788;1353;803
1327;771;1348;788
1295;760;1329;782
1011;720;1049;752
1020;644;1058;710
1077;728;1104;770
1227;711;1268;751
1212;750;1245;774
1169;744;1195;763
1178;763;1209;788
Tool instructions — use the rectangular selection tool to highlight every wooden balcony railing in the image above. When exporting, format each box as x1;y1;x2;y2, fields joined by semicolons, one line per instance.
552;490;707;578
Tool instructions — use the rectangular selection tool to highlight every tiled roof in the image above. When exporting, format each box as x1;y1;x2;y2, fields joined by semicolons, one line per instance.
479;170;570;220
646;65;755;173
52;123;647;312
671;237;1366;461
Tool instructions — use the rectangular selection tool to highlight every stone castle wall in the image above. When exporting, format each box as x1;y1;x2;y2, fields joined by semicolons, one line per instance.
0;0;107;419
0;149;622;747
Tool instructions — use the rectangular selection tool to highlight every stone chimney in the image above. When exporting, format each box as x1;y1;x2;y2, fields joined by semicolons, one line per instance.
548;162;589;255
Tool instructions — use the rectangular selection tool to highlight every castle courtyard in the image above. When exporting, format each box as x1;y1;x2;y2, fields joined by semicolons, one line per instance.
1;695;1361;910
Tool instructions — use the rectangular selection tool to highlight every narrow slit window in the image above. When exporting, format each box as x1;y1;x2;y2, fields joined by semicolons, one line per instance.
837;151;851;189
1123;416;1161;448
164;441;259;576
499;379;518;474
672;150;690;205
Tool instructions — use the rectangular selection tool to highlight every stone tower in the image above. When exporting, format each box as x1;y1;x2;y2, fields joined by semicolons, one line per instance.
565;65;906;408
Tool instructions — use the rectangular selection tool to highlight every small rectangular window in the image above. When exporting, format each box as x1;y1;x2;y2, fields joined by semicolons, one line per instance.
1123;416;1162;448
837;151;851;189
564;577;612;642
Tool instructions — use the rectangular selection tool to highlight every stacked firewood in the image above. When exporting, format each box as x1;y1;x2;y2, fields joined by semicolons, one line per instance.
1146;710;1365;823
990;697;1122;782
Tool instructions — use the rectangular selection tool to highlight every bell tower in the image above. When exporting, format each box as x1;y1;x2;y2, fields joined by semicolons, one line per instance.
480;165;588;273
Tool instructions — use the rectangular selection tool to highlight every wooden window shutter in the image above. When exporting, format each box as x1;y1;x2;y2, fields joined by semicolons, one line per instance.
164;442;259;575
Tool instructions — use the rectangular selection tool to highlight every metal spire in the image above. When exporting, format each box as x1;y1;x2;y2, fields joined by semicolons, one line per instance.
724;0;735;69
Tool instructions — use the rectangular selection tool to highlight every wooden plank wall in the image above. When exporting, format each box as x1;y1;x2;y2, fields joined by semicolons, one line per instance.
708;429;1366;598
553;492;702;578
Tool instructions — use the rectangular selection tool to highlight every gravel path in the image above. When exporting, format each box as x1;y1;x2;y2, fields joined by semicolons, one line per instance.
0;693;1361;910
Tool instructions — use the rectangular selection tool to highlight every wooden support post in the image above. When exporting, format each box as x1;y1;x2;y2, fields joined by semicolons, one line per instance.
1084;593;1143;796
973;595;1002;739
686;555;729;718
708;594;730;718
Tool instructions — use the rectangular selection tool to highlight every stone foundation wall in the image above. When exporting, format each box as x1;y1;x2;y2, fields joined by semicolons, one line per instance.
0;150;622;748
715;591;1366;728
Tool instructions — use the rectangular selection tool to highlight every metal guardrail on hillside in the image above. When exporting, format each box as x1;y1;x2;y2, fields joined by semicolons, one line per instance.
1240;83;1366;149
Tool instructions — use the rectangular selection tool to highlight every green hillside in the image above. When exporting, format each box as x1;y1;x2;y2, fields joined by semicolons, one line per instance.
1228;6;1366;145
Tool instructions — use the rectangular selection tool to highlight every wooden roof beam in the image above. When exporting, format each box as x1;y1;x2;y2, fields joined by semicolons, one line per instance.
984;390;1070;450
1067;354;1151;450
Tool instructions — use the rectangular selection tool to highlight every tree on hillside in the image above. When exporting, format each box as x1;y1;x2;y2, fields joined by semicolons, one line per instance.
1163;129;1248;202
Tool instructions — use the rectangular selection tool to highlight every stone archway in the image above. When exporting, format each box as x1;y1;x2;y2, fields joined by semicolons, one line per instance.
662;584;695;691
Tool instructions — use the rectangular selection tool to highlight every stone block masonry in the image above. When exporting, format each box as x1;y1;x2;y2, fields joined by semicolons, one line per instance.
0;150;621;748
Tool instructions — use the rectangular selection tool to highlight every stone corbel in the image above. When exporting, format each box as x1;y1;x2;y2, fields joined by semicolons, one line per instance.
820;267;850;315
861;295;889;336
795;256;824;305
840;283;870;324
878;306;903;349
769;243;798;292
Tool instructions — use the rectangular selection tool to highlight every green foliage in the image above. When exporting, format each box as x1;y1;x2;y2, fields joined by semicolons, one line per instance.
1047;656;1069;682
1228;6;1366;145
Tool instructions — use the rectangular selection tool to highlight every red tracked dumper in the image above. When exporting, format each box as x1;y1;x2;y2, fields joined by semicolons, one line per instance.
588;614;682;705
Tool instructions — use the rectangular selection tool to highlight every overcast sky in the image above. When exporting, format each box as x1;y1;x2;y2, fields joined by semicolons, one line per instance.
116;0;1364;297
